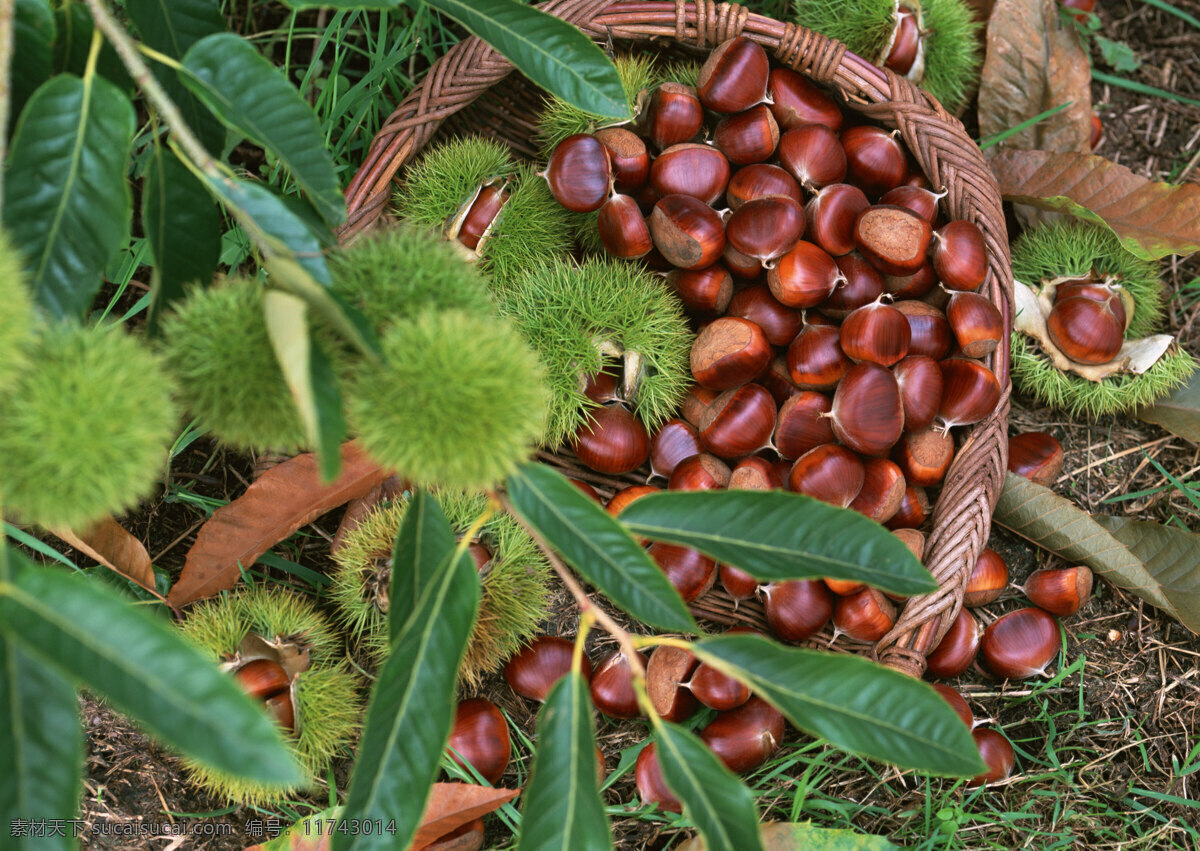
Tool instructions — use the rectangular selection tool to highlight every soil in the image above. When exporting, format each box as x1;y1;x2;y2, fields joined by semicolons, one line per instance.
53;0;1200;848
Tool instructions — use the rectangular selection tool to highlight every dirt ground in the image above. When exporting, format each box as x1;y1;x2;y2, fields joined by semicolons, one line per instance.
64;0;1200;848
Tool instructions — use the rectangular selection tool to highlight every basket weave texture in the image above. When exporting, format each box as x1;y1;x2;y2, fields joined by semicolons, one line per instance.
338;0;1014;678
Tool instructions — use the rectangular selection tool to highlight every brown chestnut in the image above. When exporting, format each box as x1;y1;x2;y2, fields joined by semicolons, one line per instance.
964;547;1009;607
458;184;509;251
893;426;955;487
981;607;1060;679
636;742;682;812
768;68;842;131
969;727;1016;787
894;300;952;360
937;358;1002;430
645;82;704;151
726;163;802;211
933;220;988;292
720;563;761;600
786;321;852;391
649;542;718;602
946;290;1005;359
727;284;803;346
688;661;751;712
700;696;784;773
700;383;777;460
650;419;703;481
774;391;835;460
595;126;650;194
263;692;295;735
650;143;732;205
714;104;781;165
879;185;942;224
841;125;907;195
572;403;650;475
833;587;897;642
668;265;734;317
590;649;647;719
447;697;511;784
931;683;974;730
848;457;906;524
823;252;885;317
925;607;982;679
697;36;770;114
668;453;732;491
729;455;784;490
234;659;291;701
1007;432;1064;488
690;316;772;390
1021;565;1093;617
854;205;932;277
806;183;870;257
597;194;653;259
892;354;944;432
788;443;866;508
778;123;848;190
647;644;700;723
650;193;727;270
885;484;928;530
840;297;912;366
883;261;937;300
884;8;921;75
504;635;592;702
768;240;843;308
726;195;807;265
762;579;834;643
544;134;612;213
1046;296;1124;365
606;484;661;518
828;362;905;457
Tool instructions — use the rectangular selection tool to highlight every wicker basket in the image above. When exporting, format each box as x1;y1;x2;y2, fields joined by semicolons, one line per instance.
338;0;1014;678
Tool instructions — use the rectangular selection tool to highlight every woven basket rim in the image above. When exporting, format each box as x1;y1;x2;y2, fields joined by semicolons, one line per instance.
338;0;1014;678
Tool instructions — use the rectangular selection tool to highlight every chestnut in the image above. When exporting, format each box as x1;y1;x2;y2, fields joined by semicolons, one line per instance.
647;644;700;723
884;8;921;75
544;134;612;212
697;36;770;114
932;220;988;292
823;252;885;317
700;696;785;773
840;125;908;194
981;607;1060;679
458;184;509;251
1007;432;1064;488
840;297;911;366
595;126;650;194
848;457;906;524
688;661;751;711
969;727;1016;787
925;607;982;679
649;542;718;602
668;265;734;317
946;289;1005;359
883;261;937;300
669;453;732;491
931;683;975;730
729;455;784;490
777;123;848;190
721;563;761;600
828;362;905;457
894;300;952;360
1021;565;1093;616
879;185;943;224
682;385;720;427
714;104;780;165
690;316;772;390
727;284;803;346
722;242;763;279
645;82;704;151
234;659;291;701
572;403;650;475
597;194;653;259
649;193;727;270
582;365;620;404
786;321;851;391
760;354;801;405
263;692;295;735
700;383;777;460
768;240;843;308
650;143;732;205
504;635;592;703
892;354;944;432
805;183;870;257
725;194;807;265
824;578;865;596
833;587;897;642
650;418;703;481
767;67;842;131
774;391;835;460
590;649;647;719
885;484;928;530
762;579;834;643
892;426;955;487
1046;296;1124;365
853;205;932;277
447;698;511;784
893;527;925;562
964;547;1009;607
726;163;802;211
570;478;603;502
1056;279;1128;330
788;443;865;508
938;358;1002;430
636;742;682;812
606;484;661;518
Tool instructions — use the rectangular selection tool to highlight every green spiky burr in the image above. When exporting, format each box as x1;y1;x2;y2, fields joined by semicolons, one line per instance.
536;54;658;155
330;491;552;690
496;257;694;449
0;228;33;394
161;277;310;453
792;0;981;113
344;309;549;491
1009;221;1194;417
0;323;178;530
177;585;362;805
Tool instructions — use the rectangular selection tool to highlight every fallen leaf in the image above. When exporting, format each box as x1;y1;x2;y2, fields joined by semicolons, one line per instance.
993;473;1197;631
168;442;389;606
991;149;1200;259
244;807;340;850
411;783;519;849
1136;370;1200;442
978;0;1091;156
1094;516;1200;633
51;516;157;595
677;820;899;850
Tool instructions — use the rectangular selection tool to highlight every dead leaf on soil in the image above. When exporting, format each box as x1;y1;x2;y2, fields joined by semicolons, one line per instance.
1136;368;1200;442
411;783;519;849
677;820;899;850
51;516;157;595
991;149;1200;259
167;441;389;606
978;0;1092;156
993;473;1200;633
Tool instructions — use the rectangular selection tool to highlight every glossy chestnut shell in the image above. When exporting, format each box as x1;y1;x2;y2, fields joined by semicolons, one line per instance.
590;649;647;719
762;579;834;643
545;134;612;212
727;284;803;346
969;727;1016;787
980;607;1060;679
650;418;704;481
840;298;912;366
691;316;772;390
1007;432;1064;488
768;240;842;309
447;698;511;784
925;607;982;679
1022;565;1093;616
767;67;843;131
964;547;1009;607
774;391;835;460
726;163;802;211
649;193;727;270
572;403;650;475
829;362;905;456
700;383;777;459
700;696;785;773
504;635;593;702
788;443;866;507
697;36;770;113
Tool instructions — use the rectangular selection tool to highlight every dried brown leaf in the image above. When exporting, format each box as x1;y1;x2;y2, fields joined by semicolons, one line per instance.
1135;370;1200;441
51;516;157;595
978;0;1091;155
991;149;1200;259
167;442;388;606
411;783;519;849
1093;515;1200;633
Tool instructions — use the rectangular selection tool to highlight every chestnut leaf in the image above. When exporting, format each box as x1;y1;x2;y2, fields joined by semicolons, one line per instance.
618;490;936;596
387;488;458;642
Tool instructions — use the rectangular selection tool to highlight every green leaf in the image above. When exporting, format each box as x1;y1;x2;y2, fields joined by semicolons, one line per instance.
1094;515;1200;634
12;0;55;124
143;141;221;333
51;3;134;95
1135;370;1200;441
2;75;135;319
423;0;629;119
518;672;611;851
181;33;345;226
263;291;347;482
0;554;302;787
993;473;1190;625
653;723;764;851
388;490;457;642
692;634;985;777
201;172;380;358
1095;36;1140;72
337;548;480;851
678;821;899;851
0;631;82;851
618;491;936;596
506;463;697;634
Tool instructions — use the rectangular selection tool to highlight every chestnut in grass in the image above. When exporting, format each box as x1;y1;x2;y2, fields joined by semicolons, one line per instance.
932;683;975;729
981;607;1061;679
447;698;511;784
636;743;682;812
700;697;785;773
1021;565;1093;617
597;194;653;259
925;608;982;679
504;635;592;702
969;728;1016;787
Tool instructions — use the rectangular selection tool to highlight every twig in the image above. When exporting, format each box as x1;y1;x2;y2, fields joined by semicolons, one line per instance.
0;0;14;204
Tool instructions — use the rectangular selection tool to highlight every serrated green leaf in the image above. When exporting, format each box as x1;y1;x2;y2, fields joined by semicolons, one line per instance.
506;463;697;634
201;172;380;359
0;630;82;851
618;491;936;596
424;0;628;118
13;0;55;123
181;33;345;226
0;553;301;786
337;547;480;851
692;634;985;777
654;723;763;851
1094;515;1200;634
2;75;134;319
518;671;611;851
389;490;457;642
143;141;221;333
